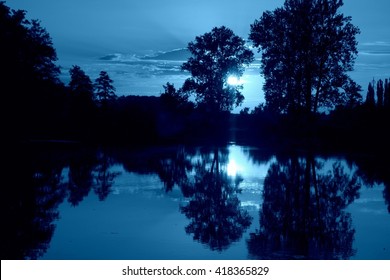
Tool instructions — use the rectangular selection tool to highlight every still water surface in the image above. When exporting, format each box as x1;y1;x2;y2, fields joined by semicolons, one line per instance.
4;144;390;260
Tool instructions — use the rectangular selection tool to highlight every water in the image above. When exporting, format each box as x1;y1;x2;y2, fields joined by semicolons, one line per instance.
2;144;389;260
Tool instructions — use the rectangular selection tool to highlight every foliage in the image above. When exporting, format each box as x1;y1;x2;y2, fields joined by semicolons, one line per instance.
0;1;64;140
69;65;94;99
0;2;60;85
160;82;192;110
181;26;254;113
249;0;361;115
377;79;384;107
66;65;96;138
95;71;116;105
364;78;390;109
365;81;376;107
385;79;390;108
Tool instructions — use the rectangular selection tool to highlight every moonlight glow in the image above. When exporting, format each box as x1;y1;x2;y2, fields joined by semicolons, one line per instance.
227;75;244;86
227;159;240;177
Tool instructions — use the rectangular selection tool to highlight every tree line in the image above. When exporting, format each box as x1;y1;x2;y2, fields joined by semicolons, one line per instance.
1;1;159;143
364;78;390;109
1;0;389;150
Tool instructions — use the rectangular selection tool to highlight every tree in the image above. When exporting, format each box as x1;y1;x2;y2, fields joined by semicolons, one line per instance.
69;65;94;99
249;0;361;115
0;2;60;85
385;79;390;108
0;1;63;140
365;81;376;107
94;71;116;106
67;65;96;137
160;82;191;111
377;79;384;107
25;20;60;83
181;26;254;113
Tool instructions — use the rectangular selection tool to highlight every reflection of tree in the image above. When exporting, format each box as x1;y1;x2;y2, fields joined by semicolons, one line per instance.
93;150;120;201
66;148;120;204
155;146;194;193
67;149;97;206
247;156;360;259
2;147;67;259
351;155;390;213
1;145;123;259
178;148;252;251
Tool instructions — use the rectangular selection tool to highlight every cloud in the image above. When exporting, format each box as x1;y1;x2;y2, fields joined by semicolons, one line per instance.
359;41;390;56
361;41;390;47
142;48;190;62
359;51;390;56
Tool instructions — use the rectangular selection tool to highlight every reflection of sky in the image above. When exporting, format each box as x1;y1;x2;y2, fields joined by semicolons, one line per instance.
347;184;390;260
227;145;271;179
7;0;390;111
226;145;271;211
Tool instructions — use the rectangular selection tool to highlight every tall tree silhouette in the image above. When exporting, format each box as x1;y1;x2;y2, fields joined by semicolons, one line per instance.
377;79;384;107
0;1;63;140
249;0;361;115
385;79;390;108
67;65;96;138
69;65;94;101
94;71;117;141
95;71;116;108
181;26;254;113
365;81;376;107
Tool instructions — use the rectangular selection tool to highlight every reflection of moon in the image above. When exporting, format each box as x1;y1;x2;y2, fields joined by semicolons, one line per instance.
227;159;239;177
227;75;244;86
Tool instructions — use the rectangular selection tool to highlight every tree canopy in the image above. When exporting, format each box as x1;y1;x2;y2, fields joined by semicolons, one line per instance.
1;1;63;140
365;81;376;107
95;71;116;106
69;65;94;98
181;26;254;113
0;2;60;87
249;0;362;115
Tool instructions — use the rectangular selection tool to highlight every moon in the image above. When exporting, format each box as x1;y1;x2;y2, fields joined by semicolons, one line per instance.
227;75;244;86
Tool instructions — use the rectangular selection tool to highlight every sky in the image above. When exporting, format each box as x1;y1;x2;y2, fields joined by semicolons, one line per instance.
6;0;286;56
5;0;390;110
6;0;389;55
